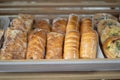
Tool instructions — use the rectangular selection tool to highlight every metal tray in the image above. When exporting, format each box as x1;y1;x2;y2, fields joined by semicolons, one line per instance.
0;0;120;72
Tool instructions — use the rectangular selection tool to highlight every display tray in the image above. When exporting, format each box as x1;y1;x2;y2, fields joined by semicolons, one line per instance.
0;14;120;72
0;59;120;72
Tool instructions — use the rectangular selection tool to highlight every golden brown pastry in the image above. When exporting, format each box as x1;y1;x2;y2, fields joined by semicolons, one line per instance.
46;32;64;59
52;18;67;34
11;14;34;32
103;36;120;58
94;13;117;29
64;31;80;59
97;19;120;36
26;29;46;59
0;27;27;60
66;14;79;33
80;18;98;58
80;18;93;34
34;19;51;33
101;25;120;44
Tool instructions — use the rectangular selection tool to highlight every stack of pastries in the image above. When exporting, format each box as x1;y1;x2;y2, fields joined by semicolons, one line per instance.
0;13;119;60
94;13;120;58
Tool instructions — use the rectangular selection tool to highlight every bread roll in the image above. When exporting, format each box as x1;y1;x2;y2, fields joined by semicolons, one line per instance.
101;25;120;44
0;27;27;60
11;14;33;32
94;13;117;29
64;31;80;59
26;29;46;59
80;18;98;58
66;14;79;32
97;19;120;36
103;36;120;58
34;19;50;33
52;18;67;34
46;32;64;59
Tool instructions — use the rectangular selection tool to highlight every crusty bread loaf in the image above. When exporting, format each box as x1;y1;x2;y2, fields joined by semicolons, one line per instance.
52;18;67;34
46;32;64;59
66;14;79;33
0;27;27;60
34;19;51;33
26;29;46;59
64;31;80;59
80;18;98;58
11;14;34;32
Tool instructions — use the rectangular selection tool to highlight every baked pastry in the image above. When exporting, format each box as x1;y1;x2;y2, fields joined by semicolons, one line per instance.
80;18;93;34
0;27;27;60
64;31;80;59
66;14;79;33
94;13;117;29
34;19;51;33
97;19;120;36
52;18;67;34
80;18;98;58
11;14;34;32
101;25;120;44
46;32;64;59
103;36;120;58
26;29;46;59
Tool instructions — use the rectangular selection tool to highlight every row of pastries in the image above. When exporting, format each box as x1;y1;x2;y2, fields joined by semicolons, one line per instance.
0;13;119;60
94;13;120;58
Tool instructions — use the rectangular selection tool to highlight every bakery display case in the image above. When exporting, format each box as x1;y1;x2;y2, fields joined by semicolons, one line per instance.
0;0;120;79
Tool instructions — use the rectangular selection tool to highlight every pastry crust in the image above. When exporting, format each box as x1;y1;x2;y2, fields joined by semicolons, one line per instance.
52;18;67;34
94;13;117;28
11;14;34;32
101;25;120;44
46;32;64;59
103;36;120;58
64;31;80;59
66;14;79;33
81;18;92;34
34;19;51;33
80;18;98;58
26;29;46;59
0;27;27;60
97;19;120;36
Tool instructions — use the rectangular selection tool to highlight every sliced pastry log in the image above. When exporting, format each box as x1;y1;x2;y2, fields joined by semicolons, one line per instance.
97;19;120;36
101;25;120;44
11;14;34;32
46;32;64;59
34;19;51;33
0;27;27;60
94;13;117;29
80;18;93;34
52;18;67;34
80;31;98;58
103;36;120;58
64;31;80;59
80;18;98;58
26;29;46;59
66;14;79;33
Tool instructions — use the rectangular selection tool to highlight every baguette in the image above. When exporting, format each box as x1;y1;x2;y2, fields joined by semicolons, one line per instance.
80;18;98;58
66;14;79;33
64;31;80;59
